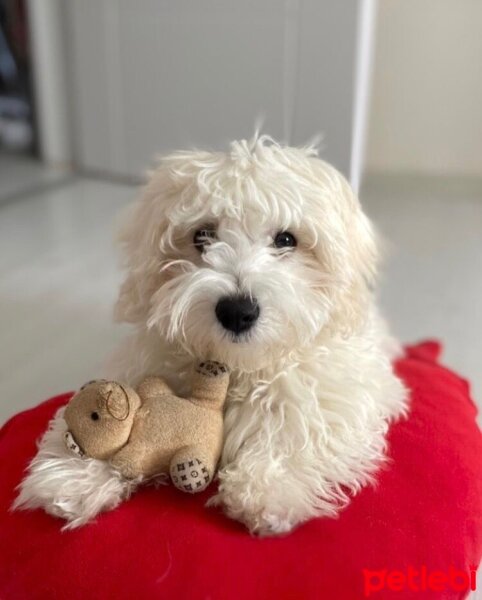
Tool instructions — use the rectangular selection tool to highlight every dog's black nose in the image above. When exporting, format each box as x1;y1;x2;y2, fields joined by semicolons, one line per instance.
215;295;260;334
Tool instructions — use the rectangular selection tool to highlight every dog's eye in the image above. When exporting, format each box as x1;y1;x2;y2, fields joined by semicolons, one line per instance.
90;412;99;421
193;227;216;252
273;231;297;249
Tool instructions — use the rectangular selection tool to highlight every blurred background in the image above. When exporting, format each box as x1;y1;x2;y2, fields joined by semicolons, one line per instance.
0;0;481;426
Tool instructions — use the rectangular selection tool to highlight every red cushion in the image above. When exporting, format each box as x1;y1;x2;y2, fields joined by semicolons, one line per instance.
1;342;481;600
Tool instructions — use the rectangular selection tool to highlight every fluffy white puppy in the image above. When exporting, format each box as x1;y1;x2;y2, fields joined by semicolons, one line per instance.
16;136;407;535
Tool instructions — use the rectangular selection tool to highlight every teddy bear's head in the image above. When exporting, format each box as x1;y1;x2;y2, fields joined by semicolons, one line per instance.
63;380;141;460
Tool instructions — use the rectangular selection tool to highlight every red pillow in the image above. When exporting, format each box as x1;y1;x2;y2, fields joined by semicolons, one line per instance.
1;342;481;600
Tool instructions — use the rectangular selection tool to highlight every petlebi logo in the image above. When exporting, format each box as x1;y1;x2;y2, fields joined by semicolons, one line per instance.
362;565;477;596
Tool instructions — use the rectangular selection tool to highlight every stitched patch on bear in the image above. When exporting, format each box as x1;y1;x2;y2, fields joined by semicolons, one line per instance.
64;431;85;458
170;458;212;493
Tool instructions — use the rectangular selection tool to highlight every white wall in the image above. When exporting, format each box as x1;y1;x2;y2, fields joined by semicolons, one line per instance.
366;0;482;177
27;0;72;165
61;0;361;180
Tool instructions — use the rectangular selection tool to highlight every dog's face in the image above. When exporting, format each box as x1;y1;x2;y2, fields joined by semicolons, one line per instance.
116;137;377;371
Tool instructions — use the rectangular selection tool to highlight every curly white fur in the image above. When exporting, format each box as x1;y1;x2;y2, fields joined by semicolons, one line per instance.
13;408;140;529
15;135;408;535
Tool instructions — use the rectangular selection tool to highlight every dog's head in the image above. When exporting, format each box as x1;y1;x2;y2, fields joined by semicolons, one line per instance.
115;136;378;371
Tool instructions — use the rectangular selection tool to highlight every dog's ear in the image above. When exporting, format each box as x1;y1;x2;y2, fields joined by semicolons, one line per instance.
334;177;379;335
346;193;379;290
114;163;173;325
309;159;379;335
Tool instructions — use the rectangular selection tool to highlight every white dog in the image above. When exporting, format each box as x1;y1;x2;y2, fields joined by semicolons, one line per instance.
15;136;408;535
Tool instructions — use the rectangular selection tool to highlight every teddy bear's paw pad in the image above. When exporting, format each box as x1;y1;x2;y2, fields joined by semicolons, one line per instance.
170;458;212;493
196;361;229;378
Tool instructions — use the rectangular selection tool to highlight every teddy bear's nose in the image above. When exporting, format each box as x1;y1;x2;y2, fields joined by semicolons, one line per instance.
215;295;260;334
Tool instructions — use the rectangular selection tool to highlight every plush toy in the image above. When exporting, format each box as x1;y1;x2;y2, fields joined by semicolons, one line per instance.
63;361;230;493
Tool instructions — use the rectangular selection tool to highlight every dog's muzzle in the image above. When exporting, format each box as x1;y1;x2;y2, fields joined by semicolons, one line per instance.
64;431;85;458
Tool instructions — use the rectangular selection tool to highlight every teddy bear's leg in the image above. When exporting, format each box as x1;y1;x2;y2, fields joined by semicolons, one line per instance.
169;446;216;494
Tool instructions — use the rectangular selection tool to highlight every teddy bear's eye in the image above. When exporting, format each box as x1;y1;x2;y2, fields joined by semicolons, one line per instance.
193;227;216;252
273;231;297;249
90;412;99;421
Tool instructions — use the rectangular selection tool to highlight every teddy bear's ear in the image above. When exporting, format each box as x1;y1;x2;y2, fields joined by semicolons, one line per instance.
104;385;130;421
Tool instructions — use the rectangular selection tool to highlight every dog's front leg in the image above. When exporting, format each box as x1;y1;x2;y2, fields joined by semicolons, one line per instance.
212;453;305;536
209;375;335;537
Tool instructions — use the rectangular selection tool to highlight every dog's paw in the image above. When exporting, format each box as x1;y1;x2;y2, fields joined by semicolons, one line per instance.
209;488;298;537
234;509;297;537
254;511;296;536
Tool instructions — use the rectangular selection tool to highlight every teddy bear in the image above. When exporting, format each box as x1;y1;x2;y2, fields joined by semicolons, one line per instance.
63;360;230;493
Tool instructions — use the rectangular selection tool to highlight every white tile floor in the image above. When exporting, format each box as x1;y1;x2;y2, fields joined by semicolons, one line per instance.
0;171;134;424
0;159;481;427
362;173;482;423
0;152;69;204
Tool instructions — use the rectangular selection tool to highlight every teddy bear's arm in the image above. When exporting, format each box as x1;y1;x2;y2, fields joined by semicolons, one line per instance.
110;442;147;480
189;361;230;409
